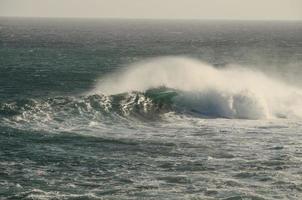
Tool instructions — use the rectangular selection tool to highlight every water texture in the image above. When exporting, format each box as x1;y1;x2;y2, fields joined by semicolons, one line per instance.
1;18;302;199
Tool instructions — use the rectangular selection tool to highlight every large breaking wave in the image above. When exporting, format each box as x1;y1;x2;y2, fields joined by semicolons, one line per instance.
1;57;302;130
92;57;302;119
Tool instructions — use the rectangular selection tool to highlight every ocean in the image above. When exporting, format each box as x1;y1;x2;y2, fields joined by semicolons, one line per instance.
0;17;302;199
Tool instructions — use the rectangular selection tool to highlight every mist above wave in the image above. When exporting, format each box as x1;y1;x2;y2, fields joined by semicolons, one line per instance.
93;57;302;119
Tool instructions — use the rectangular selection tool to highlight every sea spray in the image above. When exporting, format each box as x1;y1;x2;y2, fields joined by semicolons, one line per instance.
93;57;302;119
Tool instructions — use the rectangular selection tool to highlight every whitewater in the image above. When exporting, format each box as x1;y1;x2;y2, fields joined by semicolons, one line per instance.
93;57;302;120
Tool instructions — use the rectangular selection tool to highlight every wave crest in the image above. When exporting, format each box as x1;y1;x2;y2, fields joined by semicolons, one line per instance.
92;57;302;119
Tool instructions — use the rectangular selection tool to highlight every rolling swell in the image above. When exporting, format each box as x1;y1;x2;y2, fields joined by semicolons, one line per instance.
0;88;177;129
0;84;300;130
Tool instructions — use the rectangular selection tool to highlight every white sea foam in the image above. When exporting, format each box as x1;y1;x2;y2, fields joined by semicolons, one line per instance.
93;57;302;119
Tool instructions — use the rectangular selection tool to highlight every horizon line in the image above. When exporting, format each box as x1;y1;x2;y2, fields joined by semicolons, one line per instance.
0;15;301;22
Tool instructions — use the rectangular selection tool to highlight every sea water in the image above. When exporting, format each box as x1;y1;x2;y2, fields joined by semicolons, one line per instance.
1;18;302;199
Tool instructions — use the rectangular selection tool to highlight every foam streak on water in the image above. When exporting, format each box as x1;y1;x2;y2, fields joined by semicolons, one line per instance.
1;57;302;200
1;19;302;200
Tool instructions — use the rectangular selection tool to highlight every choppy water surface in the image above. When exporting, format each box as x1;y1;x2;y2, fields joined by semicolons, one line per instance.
1;18;302;199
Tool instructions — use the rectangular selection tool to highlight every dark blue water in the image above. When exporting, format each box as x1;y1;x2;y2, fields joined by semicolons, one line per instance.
1;18;302;199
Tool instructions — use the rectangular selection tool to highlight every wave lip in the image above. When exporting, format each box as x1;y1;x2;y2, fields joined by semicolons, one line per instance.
174;89;269;119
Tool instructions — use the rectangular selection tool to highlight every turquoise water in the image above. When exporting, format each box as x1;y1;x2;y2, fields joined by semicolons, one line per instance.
1;18;302;199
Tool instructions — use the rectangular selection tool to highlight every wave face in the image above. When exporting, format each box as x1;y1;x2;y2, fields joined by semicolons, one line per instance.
0;89;177;131
92;57;302;119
